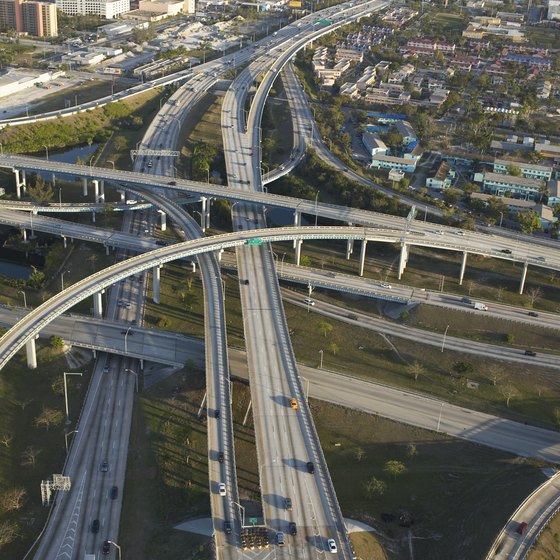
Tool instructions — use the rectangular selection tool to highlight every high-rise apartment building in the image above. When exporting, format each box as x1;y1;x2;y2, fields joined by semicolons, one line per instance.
0;0;57;37
55;0;130;18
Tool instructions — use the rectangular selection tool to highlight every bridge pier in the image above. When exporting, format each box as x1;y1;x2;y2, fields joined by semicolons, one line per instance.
14;169;26;199
346;223;354;260
98;180;105;203
21;228;27;242
459;252;468;286
359;239;368;277
519;262;529;295
153;265;161;304
118;190;125;202
25;336;38;369
93;290;104;318
82;178;88;197
93;180;99;202
201;197;210;232
295;239;302;266
51;173;56;187
92;211;96;223
158;210;167;232
217;249;224;262
62;236;67;249
398;243;409;280
293;211;301;248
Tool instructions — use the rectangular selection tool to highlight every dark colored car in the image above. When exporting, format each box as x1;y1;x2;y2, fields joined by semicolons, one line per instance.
102;541;111;555
218;452;224;463
289;522;297;535
528;311;539;317
155;240;167;246
214;409;220;419
92;519;100;533
244;279;249;285
224;521;232;534
110;486;118;499
306;461;315;474
284;497;292;511
524;350;537;357
167;180;177;185
500;249;513;254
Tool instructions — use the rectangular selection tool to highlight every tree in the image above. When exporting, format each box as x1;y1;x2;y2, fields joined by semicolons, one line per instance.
50;335;64;349
355;447;366;461
364;476;387;498
506;164;522;176
406;443;418;458
27;175;53;203
515;210;542;234
27;267;45;289
407;361;425;382
0;488;26;512
34;407;64;431
499;383;519;407
526;286;542;307
318;321;333;338
384;460;406;480
0;520;19;549
328;342;339;355
486;364;505;386
300;255;311;267
452;361;473;376
87;253;98;272
0;433;13;448
20;446;41;466
51;378;64;396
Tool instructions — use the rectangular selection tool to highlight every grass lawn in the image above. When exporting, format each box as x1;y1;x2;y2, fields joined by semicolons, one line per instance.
430;12;467;33
529;510;560;559
121;369;546;560
0;344;93;558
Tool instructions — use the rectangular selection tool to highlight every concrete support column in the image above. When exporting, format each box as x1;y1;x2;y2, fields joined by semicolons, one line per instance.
118;190;126;202
92;211;96;223
159;210;167;232
217;249;224;262
459;252;468;286
82;177;88;197
98;181;105;203
105;243;110;255
140;358;144;370
92;349;96;359
25;336;38;369
93;290;104;319
14;169;22;199
519;262;529;295
51;173;56;187
205;199;211;230
62;236;67;249
293;211;301;248
21;228;27;242
295;239;303;267
398;243;409;280
199;197;207;232
93;180;99;202
21;170;27;194
359;239;368;277
153;265;161;304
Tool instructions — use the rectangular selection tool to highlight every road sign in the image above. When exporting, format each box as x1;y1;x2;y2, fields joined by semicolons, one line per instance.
249;518;258;524
246;239;263;245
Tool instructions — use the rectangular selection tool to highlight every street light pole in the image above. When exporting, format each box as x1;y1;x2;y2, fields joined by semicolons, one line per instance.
125;368;139;393
18;290;27;308
441;325;450;353
63;372;83;422
108;541;122;560
43;144;49;160
64;429;78;453
233;501;245;527
319;349;323;369
301;376;310;402
314;190;319;227
499;212;504;228
124;326;132;354
61;269;70;291
436;402;444;432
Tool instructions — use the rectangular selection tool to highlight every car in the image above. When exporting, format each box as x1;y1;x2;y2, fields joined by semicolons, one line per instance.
168;180;177;186
224;521;232;534
524;350;537;357
461;297;472;304
125;302;131;309
244;279;249;285
455;230;465;236
218;452;224;463
100;460;109;473
347;313;358;321
276;532;285;546
155;240;167;246
285;497;292;511
91;519;100;533
120;330;134;335
500;249;513;254
102;541;111;555
327;539;338;553
103;365;109;374
218;483;227;496
290;397;298;410
306;461;315;474
528;311;539;317
289;522;297;535
434;230;444;235
110;486;118;499
380;283;392;289
214;409;220;419
303;298;315;306
117;299;123;307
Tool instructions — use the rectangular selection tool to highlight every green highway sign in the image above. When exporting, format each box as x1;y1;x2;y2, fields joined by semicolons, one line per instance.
246;239;264;245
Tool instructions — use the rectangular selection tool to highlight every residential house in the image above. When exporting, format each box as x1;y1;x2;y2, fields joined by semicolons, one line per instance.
335;46;363;62
364;84;411;105
429;88;450;106
387;63;415;84
339;82;360;98
356;66;377;91
426;161;455;190
362;131;388;157
370;154;418;173
546;179;560;205
394;120;417;145
493;159;552;181
479;171;544;200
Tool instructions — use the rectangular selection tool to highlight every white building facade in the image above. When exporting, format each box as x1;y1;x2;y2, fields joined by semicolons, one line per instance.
55;0;130;18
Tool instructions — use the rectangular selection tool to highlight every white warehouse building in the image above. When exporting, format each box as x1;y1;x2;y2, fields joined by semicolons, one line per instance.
55;0;131;18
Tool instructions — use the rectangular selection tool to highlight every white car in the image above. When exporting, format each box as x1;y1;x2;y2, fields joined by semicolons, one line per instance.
218;483;226;497
380;283;392;289
327;539;337;553
434;230;444;235
455;230;465;236
303;298;315;306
